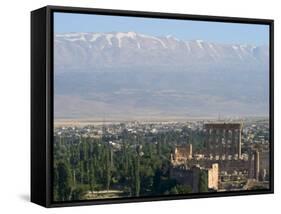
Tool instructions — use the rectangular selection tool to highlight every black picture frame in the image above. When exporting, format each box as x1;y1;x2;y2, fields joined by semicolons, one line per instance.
31;5;274;208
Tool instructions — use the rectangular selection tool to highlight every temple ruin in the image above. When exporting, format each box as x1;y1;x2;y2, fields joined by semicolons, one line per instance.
204;123;242;159
169;122;269;191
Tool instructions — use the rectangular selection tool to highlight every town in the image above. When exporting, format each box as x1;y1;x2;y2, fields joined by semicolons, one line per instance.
53;117;270;201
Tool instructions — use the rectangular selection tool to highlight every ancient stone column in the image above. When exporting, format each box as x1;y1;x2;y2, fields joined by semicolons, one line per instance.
206;128;210;156
237;127;242;159
254;150;260;181
212;128;217;157
219;128;223;159
225;129;229;158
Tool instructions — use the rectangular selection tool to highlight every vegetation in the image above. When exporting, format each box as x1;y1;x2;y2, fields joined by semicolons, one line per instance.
199;171;208;192
53;127;206;201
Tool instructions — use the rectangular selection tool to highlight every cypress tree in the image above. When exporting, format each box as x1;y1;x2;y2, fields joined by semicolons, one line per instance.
57;161;72;201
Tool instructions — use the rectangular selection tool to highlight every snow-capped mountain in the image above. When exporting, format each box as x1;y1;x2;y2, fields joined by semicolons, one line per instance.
54;32;269;71
54;32;269;119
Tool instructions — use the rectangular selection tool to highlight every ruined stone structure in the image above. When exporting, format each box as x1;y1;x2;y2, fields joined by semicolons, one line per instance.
170;144;192;165
259;150;270;181
178;154;259;179
169;163;219;193
208;163;219;190
169;123;266;191
204;123;242;159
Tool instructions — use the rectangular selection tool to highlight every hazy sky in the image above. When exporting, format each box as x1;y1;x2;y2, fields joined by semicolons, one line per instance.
54;12;269;46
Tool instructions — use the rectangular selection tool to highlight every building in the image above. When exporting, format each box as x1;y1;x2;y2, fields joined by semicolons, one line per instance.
169;163;219;193
169;122;265;191
170;144;192;165
208;163;219;190
204;123;242;159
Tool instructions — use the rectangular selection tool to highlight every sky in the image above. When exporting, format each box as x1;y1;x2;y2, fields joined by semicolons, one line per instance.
54;12;269;46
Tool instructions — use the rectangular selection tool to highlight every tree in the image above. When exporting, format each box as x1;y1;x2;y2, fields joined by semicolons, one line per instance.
53;165;59;201
133;155;141;196
105;147;111;190
153;168;162;194
175;185;192;194
199;171;208;192
71;185;87;200
169;186;179;194
56;161;72;201
88;160;95;192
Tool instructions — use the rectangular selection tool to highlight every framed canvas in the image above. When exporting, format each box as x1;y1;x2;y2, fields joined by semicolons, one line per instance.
31;5;274;207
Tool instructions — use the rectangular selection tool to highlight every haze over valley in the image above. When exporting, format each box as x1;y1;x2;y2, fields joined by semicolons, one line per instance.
54;32;269;119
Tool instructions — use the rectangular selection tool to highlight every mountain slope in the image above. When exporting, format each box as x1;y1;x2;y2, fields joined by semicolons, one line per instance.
54;32;269;70
54;32;269;119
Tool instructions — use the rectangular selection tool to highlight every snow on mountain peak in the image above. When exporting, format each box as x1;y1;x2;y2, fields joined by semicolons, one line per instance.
115;32;138;47
195;40;204;49
54;32;267;66
127;31;137;38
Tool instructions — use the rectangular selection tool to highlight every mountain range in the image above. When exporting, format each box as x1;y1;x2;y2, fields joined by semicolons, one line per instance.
54;32;269;119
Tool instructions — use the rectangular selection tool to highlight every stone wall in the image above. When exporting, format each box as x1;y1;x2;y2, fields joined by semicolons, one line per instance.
169;164;218;193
